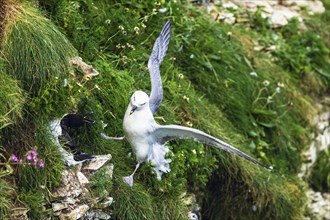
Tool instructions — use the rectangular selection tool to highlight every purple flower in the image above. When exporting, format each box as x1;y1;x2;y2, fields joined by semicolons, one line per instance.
39;160;44;168
26;154;32;160
33;157;38;165
31;150;38;157
12;155;19;163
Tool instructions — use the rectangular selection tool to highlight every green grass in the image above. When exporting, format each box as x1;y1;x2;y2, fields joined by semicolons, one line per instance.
308;146;330;193
0;175;14;217
0;63;25;130
1;3;77;95
0;0;328;219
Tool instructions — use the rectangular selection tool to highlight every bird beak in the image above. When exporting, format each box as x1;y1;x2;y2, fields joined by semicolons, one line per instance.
130;105;137;115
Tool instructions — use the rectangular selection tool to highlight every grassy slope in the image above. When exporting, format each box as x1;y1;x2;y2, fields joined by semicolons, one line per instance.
0;0;328;219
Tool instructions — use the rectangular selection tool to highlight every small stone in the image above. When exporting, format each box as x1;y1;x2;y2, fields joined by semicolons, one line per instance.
11;207;29;217
70;56;99;79
265;45;276;51
270;6;301;27
283;0;325;14
64;197;76;205
82;154;112;171
52;202;68;212
253;45;264;51
60;204;89;220
101;197;113;208
77;171;89;185
223;2;238;10
86;209;111;220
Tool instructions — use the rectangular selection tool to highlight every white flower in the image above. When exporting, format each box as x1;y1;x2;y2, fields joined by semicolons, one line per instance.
63;78;68;87
178;73;184;79
275;87;281;93
183;95;189;102
263;80;270;86
105;19;111;25
186;121;193;127
261;12;268;19
118;25;124;31
190;54;195;59
250;72;258;77
267;96;273;103
277;82;284;88
159;8;167;13
134;26;140;35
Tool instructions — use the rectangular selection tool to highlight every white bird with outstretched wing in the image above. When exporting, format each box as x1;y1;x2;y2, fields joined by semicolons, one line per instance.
103;20;271;187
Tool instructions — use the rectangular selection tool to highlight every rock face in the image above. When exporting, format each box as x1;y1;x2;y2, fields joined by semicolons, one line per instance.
206;0;326;28
306;190;330;220
299;100;330;220
51;154;113;220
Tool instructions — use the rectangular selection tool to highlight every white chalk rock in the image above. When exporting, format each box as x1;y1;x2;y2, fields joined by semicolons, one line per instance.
77;171;89;185
60;204;89;220
82;154;112;171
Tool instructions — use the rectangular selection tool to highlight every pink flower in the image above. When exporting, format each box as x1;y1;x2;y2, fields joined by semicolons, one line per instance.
39;160;44;168
31;150;38;157
26;154;32;160
12;155;19;163
33;157;38;165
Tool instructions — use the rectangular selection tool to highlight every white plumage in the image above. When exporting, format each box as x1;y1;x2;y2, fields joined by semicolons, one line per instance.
107;20;270;187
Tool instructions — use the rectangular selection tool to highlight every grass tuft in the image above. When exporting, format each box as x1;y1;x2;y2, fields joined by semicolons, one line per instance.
1;3;77;95
0;63;25;130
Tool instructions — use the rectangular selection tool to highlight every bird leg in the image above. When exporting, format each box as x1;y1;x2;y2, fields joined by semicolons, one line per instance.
123;163;140;187
100;133;125;141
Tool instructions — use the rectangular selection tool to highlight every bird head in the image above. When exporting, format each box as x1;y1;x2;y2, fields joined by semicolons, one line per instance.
129;91;149;115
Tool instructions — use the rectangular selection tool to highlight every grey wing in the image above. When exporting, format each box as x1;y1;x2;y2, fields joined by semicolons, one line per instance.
154;124;271;170
148;20;171;115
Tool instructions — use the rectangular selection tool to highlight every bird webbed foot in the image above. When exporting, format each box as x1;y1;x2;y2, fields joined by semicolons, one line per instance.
123;175;134;187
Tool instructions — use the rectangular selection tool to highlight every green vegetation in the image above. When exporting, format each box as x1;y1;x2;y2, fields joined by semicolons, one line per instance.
0;65;25;129
308;146;330;193
1;3;77;95
0;163;14;217
89;166;113;199
0;0;328;219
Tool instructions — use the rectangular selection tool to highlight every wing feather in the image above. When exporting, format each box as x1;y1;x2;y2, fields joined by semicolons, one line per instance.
154;124;271;169
148;20;171;115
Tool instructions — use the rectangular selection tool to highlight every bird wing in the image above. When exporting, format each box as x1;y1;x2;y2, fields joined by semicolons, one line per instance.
154;124;270;169
148;20;171;115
